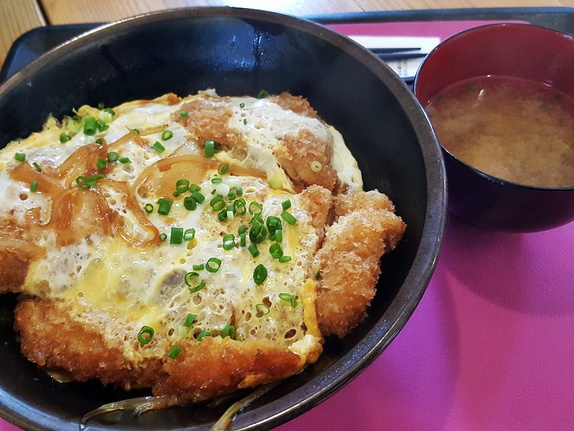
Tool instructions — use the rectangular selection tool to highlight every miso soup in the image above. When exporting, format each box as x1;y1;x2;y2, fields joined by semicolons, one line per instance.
426;76;574;188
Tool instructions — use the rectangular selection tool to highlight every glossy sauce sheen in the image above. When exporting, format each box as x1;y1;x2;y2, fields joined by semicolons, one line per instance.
426;76;574;188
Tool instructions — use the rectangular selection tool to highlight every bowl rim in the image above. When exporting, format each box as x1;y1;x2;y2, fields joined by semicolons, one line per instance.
0;6;447;431
414;22;574;192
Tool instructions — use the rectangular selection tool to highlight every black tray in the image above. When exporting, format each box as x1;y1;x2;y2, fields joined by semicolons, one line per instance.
1;7;573;84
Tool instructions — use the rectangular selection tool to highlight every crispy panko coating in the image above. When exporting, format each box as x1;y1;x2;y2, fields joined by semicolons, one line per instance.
176;92;340;191
274;129;339;192
156;337;302;401
15;298;306;402
267;93;319;118
297;184;334;230
15;298;164;390
313;190;406;338
175;97;239;149
0;250;28;294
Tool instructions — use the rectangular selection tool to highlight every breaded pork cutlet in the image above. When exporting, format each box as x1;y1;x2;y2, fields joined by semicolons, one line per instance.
0;90;405;408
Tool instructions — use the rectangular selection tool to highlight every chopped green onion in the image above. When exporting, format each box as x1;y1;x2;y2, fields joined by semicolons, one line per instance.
104;107;115;117
279;292;297;308
226;206;235;220
67;117;82;134
233;198;246;216
144;203;154;214
168;345;181;359
315;271;322;279
14;153;26;162
222;234;235;250
205;257;222;273
238;224;248;235
137;326;154;344
107;152;119;163
30;181;38;193
183;195;198;211
161;130;174;140
220;325;236;340
249;221;267;244
170;227;184;244
255;303;270;316
239;102;245;108
311;160;323;172
218;164;229;175
152;141;166;153
133;128;140;135
269;243;284;260
184;228;196;241
159;233;168;241
273;229;283;242
253;264;267;285
281;199;291;210
175;179;190;194
32;162;41;171
236;187;243;196
248;243;259;258
266;216;281;235
180;110;188;118
248;201;263;215
204;140;217;157
217;208;228;222
197;330;211;341
210;195;225;212
59;132;71;143
191;190;205;204
75;174;106;189
118;157;131;164
184;271;201;287
239;232;247;247
99;109;114;124
96;119;108;132
97;102;106;110
192;263;204;271
257;89;269;99
185;272;205;293
183;313;197;327
157;198;173;215
83;115;97;135
279;255;292;263
211;177;223;184
96;157;107;170
95;138;104;145
281;211;297;225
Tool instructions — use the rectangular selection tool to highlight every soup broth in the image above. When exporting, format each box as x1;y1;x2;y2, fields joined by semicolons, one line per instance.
426;76;574;188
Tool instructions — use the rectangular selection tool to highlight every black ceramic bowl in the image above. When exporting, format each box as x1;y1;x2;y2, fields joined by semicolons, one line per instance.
0;7;446;431
415;23;574;233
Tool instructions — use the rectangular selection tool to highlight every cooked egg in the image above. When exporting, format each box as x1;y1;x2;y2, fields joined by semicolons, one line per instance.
1;91;364;366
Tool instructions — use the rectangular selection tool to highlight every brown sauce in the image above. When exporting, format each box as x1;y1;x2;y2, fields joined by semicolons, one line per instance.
426;76;574;188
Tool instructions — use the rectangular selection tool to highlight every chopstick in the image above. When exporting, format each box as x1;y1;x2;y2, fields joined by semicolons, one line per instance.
369;47;423;54
373;51;428;60
348;35;440;83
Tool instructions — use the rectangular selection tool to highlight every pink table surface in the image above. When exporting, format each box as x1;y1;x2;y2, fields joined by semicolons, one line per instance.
2;18;573;431
276;216;574;431
3;216;573;430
